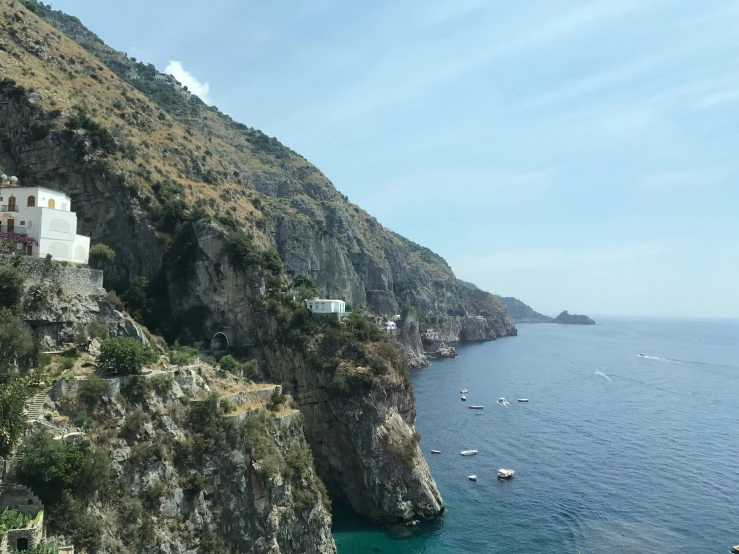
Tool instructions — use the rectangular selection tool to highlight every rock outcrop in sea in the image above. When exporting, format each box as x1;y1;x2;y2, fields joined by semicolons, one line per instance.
553;311;596;325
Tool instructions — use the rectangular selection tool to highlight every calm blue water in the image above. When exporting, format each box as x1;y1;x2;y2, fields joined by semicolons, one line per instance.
333;317;739;553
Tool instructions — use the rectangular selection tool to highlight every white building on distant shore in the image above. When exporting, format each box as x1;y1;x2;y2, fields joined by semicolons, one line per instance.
306;298;346;314
0;176;90;264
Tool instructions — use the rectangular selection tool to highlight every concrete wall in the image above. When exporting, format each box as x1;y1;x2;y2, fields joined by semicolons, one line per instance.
0;253;103;296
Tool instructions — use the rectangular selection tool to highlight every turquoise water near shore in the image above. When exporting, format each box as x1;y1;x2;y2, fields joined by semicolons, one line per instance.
333;317;739;553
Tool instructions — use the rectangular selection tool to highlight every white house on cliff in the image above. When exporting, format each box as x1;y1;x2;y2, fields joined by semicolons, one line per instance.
0;176;90;264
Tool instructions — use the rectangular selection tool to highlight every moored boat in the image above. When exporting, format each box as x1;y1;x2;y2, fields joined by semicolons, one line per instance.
461;395;467;401
460;388;469;394
518;398;528;402
497;468;515;479
468;475;477;481
460;450;478;456
431;450;441;454
468;405;484;409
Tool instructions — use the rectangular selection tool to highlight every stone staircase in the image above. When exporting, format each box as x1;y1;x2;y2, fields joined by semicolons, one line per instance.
24;387;52;423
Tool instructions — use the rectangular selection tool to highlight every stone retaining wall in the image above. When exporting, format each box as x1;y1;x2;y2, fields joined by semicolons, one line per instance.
0;253;103;296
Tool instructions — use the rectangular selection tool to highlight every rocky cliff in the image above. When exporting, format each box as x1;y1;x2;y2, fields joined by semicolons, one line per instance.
41;366;335;554
0;0;527;530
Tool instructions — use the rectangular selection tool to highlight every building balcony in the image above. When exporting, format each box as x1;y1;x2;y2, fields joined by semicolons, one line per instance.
1;205;19;212
0;224;27;234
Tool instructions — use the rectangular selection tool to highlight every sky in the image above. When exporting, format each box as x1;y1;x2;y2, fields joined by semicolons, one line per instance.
50;0;739;318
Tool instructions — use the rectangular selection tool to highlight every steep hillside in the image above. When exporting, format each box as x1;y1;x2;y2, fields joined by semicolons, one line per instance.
0;0;514;532
8;0;515;334
495;296;553;323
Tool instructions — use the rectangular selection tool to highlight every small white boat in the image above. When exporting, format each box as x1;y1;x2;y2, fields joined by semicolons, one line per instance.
461;395;467;401
497;468;515;480
431;450;441;454
460;450;478;456
518;398;528;402
638;353;645;357
468;475;477;481
497;397;506;403
468;405;484;410
460;388;469;394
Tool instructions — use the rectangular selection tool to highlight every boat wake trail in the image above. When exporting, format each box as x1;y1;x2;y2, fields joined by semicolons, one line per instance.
639;354;739;370
594;370;612;381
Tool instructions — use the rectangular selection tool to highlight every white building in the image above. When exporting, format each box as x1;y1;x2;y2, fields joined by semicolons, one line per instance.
0;176;90;264
305;298;346;314
153;73;171;83
384;321;397;331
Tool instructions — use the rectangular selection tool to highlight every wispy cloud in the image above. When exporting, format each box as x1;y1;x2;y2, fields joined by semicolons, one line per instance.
165;60;211;104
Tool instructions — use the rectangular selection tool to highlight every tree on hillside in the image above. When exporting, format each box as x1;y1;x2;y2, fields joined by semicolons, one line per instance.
0;377;31;455
293;273;318;301
0;308;33;384
121;276;153;323
0;265;26;311
88;244;115;269
97;337;157;375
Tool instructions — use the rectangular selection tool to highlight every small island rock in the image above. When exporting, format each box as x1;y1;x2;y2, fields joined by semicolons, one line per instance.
553;310;595;325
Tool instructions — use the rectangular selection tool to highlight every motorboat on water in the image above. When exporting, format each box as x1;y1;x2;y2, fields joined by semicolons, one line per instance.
468;475;477;481
461;395;467;401
460;450;478;456
638;353;646;357
497;468;515;480
468;405;484;410
460;388;469;394
431;450;441;454
518;398;528;402
497;397;506;403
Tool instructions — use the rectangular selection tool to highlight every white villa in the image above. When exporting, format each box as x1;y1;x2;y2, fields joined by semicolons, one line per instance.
305;298;346;314
384;321;397;331
0;176;90;264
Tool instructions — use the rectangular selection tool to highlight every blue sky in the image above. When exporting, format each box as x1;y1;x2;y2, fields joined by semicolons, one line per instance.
52;0;739;318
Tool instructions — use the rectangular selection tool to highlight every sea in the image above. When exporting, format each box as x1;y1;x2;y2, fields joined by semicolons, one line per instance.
333;317;739;553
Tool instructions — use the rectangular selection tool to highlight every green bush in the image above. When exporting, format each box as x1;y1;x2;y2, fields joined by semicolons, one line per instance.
151;374;174;396
0;309;33;383
121;276;154;323
52;494;102;553
120;377;154;404
73;410;94;431
218;354;237;372
19;430;113;506
0;378;31;454
88;243;115;268
120;408;147;443
170;345;198;366
179;470;205;495
0;508;32;534
97;337;157;375
60;356;75;370
242;359;259;379
219;398;235;414
78;375;107;409
37;352;52;369
105;290;124;311
0;266;25;311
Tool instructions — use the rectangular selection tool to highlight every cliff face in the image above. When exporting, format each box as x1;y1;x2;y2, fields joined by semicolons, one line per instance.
46;369;335;554
172;226;443;522
389;313;428;369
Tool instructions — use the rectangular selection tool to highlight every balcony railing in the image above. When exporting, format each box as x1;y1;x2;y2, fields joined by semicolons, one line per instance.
1;205;18;212
0;225;27;234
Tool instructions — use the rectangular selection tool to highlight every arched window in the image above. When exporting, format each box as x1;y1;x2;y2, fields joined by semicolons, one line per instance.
8;196;16;210
27;195;35;207
47;198;55;209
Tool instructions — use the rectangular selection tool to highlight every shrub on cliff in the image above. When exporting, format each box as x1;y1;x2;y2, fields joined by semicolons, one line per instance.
78;375;107;409
0;265;25;312
121;276;154;323
218;354;237;372
97;337;157;375
88;243;115;268
0;377;31;455
0;308;33;383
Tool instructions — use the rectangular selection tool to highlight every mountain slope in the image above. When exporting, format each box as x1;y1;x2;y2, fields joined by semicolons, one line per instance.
495;296;553;323
0;0;514;538
12;0;515;335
